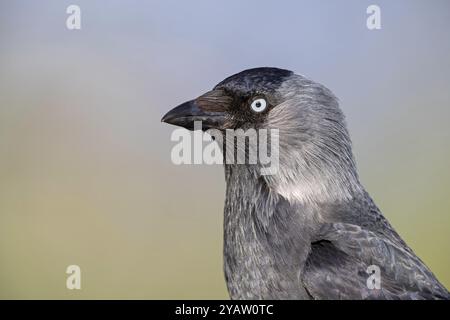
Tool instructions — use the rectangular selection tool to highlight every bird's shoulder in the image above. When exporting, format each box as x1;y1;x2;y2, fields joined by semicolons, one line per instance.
317;191;411;250
300;197;450;299
284;190;449;299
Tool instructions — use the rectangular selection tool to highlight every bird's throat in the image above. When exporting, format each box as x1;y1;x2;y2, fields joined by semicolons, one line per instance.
223;164;314;299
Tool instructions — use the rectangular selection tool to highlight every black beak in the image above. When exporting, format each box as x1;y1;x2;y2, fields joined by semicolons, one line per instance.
161;100;226;131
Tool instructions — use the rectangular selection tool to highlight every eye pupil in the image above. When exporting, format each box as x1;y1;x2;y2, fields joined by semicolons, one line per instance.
255;102;261;108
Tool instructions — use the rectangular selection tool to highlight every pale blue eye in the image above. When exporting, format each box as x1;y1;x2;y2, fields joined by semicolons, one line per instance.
250;98;267;112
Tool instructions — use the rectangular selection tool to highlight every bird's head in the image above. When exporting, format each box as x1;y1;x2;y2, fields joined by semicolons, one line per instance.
161;67;293;131
162;67;362;203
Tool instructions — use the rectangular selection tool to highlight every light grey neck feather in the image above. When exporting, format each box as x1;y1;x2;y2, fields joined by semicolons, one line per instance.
263;75;363;205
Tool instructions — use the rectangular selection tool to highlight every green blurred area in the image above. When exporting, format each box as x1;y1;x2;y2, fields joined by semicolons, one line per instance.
0;1;449;298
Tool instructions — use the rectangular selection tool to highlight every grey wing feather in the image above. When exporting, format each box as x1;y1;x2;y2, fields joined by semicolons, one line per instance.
303;222;450;300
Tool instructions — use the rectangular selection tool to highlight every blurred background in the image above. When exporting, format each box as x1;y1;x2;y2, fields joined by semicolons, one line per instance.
0;0;449;299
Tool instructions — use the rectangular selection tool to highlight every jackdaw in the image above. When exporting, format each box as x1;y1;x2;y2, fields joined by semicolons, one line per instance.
161;67;449;300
